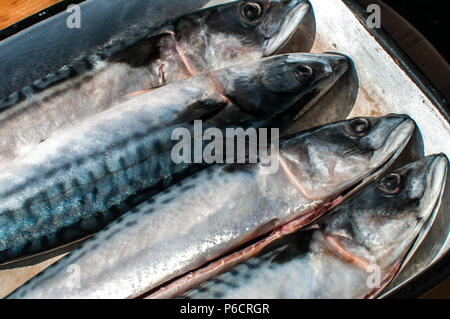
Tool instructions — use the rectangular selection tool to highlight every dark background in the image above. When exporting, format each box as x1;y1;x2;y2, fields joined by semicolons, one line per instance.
382;0;449;62
354;0;450;107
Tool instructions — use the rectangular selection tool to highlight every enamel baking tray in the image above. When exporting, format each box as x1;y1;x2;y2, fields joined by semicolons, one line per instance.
0;0;448;298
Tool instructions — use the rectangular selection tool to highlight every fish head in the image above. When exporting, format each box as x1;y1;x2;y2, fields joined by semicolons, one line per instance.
258;53;348;97
212;53;348;126
230;0;312;56
175;0;311;70
322;154;448;273
277;115;416;200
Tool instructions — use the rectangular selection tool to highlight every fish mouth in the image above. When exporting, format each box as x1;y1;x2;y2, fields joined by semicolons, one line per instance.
311;52;349;91
371;115;416;169
420;154;448;219
388;154;448;280
263;0;311;56
320;52;349;81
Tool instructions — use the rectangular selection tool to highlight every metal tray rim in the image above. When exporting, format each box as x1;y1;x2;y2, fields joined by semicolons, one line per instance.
0;0;448;298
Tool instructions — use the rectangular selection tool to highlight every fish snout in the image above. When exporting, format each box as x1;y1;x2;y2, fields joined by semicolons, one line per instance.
322;53;349;79
262;0;311;56
361;114;416;154
413;154;448;215
425;153;448;190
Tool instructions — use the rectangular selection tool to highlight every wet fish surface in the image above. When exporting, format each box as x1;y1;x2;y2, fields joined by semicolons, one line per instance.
0;0;311;164
8;115;415;299
0;53;348;265
180;154;448;299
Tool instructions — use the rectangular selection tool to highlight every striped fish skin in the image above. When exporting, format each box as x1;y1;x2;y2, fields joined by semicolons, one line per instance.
182;154;448;299
0;53;348;265
0;0;310;164
8;115;415;299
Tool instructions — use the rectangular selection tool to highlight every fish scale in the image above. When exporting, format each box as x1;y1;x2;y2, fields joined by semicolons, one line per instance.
0;127;177;260
0;82;219;262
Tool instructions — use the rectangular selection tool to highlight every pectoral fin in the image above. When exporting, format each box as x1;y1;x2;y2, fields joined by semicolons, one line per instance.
105;29;173;68
172;91;230;125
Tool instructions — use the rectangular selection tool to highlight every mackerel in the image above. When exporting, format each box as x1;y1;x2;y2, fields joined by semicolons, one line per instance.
0;0;311;164
9;115;415;298
0;53;348;264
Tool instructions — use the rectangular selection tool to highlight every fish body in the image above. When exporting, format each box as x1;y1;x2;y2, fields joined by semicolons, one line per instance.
181;154;448;299
0;53;348;264
9;115;415;299
0;0;310;164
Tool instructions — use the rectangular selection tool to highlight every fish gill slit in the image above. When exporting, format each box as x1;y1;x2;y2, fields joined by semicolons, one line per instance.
324;235;371;270
278;155;316;201
163;30;199;77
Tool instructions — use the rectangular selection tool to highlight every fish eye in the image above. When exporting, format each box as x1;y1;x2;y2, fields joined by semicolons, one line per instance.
239;1;264;23
294;65;313;82
349;118;371;136
377;173;403;195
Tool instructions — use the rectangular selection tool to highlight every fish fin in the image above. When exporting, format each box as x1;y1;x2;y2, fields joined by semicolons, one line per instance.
172;91;230;125
222;162;257;174
266;230;315;265
105;32;170;68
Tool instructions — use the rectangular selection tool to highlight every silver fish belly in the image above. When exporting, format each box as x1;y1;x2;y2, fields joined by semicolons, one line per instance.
8;115;415;299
